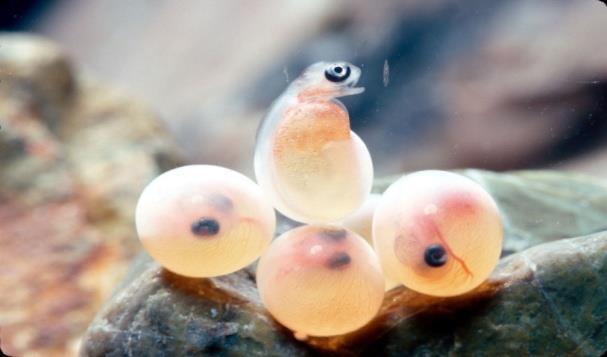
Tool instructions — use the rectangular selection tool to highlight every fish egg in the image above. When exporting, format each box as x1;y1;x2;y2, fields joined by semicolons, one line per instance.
256;225;385;337
135;165;275;277
340;194;400;290
373;170;503;297
340;193;381;246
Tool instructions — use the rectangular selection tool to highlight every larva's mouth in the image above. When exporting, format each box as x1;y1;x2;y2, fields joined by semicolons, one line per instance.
341;85;365;96
338;75;365;97
339;73;364;96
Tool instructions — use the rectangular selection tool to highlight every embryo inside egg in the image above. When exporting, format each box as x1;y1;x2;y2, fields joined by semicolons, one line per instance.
135;165;275;278
256;225;385;337
373;170;503;297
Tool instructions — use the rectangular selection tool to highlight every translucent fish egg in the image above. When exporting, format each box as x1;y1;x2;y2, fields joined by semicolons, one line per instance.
373;170;503;297
135;165;276;277
255;61;373;223
256;225;385;337
340;193;400;291
340;193;381;245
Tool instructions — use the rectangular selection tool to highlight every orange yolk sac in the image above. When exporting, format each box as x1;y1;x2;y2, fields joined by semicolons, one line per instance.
254;61;373;224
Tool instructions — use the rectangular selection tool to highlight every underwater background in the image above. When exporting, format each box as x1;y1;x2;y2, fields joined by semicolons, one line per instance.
1;1;607;356
5;0;607;176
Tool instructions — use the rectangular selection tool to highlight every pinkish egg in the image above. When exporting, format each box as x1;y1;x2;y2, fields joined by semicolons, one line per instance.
256;225;385;336
135;165;275;277
373;170;503;297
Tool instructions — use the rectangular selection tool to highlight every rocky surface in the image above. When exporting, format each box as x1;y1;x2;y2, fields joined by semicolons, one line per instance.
81;170;607;356
0;34;181;356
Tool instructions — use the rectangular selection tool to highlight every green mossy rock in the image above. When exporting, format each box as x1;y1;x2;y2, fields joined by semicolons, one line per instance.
80;170;607;356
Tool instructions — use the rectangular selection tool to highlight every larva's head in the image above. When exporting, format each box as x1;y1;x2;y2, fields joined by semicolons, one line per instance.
256;225;385;337
292;61;364;100
135;165;275;278
373;170;503;297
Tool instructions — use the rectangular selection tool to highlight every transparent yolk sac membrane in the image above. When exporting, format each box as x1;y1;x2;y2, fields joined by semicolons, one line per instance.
372;170;503;297
254;61;373;224
256;225;385;337
135;165;276;278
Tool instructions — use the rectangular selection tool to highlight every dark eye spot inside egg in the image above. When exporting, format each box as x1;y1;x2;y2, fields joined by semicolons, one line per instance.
320;228;348;242
191;217;220;237
325;64;351;82
207;193;233;213
424;244;447;267
327;252;351;270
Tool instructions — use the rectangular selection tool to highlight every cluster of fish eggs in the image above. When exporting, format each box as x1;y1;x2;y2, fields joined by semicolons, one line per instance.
135;61;503;338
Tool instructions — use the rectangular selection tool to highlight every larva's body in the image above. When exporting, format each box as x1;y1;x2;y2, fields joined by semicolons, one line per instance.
373;171;503;297
135;165;275;278
255;62;373;224
256;225;385;337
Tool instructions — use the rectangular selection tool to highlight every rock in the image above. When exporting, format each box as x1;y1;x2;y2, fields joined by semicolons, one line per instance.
81;269;314;357
306;233;607;356
0;33;75;129
0;34;181;356
81;170;607;356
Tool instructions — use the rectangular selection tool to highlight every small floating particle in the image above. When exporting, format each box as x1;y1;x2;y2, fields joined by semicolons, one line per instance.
383;59;390;87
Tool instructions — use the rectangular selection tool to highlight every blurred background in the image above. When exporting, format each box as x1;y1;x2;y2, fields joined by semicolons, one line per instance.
5;0;607;176
1;0;607;356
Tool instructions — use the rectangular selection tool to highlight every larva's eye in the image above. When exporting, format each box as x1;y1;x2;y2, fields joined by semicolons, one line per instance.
190;217;220;237
135;165;276;278
424;244;447;267
256;225;385;337
324;63;351;82
373;170;503;297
